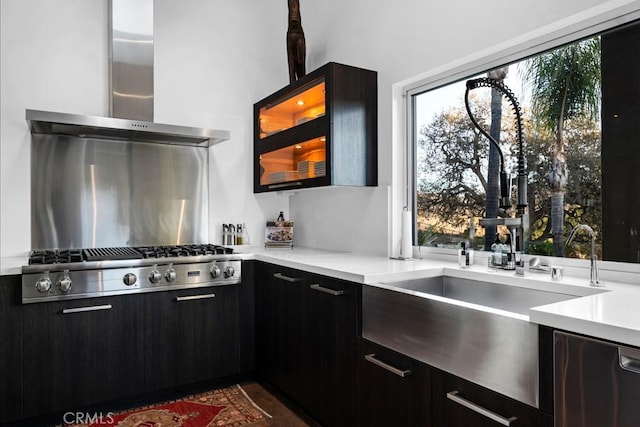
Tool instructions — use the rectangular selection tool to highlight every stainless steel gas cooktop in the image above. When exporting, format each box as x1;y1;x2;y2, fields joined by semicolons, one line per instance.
22;244;242;303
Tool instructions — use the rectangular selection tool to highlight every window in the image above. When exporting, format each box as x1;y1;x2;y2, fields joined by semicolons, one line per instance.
409;17;640;263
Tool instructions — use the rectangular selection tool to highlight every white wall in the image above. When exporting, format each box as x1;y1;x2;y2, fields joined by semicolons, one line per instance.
0;0;289;257
0;0;628;258
288;0;619;256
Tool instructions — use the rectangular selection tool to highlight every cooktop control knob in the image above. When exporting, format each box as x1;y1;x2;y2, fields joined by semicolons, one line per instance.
210;265;221;279
56;270;72;293
35;273;52;293
223;265;235;279
149;265;162;284
165;264;177;283
123;272;137;286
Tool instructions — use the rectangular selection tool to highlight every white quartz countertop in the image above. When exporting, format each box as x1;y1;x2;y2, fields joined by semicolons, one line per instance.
240;246;640;348
0;257;26;276
4;246;640;347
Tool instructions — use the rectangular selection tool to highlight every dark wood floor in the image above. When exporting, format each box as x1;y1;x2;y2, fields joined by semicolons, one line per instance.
240;381;319;427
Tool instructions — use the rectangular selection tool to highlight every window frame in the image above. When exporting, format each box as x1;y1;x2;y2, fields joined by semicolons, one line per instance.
401;2;640;260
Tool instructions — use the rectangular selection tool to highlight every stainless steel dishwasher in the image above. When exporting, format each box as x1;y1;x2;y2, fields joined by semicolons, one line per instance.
555;331;640;427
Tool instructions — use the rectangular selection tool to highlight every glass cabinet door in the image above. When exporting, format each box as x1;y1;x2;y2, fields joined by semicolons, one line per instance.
258;78;326;139
259;136;327;186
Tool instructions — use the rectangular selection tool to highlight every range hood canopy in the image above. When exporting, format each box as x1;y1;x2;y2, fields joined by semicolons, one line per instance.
25;0;230;148
26;109;229;147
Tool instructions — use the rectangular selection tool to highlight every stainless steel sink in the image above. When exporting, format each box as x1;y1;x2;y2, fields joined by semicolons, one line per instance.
362;275;604;408
383;275;589;315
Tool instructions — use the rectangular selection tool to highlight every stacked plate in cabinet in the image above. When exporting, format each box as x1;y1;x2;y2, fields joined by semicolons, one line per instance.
297;160;314;179
314;161;326;177
268;170;298;183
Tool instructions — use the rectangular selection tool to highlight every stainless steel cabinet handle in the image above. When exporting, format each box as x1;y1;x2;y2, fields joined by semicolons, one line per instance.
273;272;303;283
62;304;112;314
364;354;412;377
310;283;344;296
619;346;640;374
175;294;216;302
447;391;517;426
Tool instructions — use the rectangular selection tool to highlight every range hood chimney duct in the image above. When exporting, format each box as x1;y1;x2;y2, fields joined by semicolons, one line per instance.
109;0;154;121
26;0;229;147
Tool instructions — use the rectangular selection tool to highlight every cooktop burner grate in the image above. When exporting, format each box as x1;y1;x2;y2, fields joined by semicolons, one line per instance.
27;244;235;265
28;249;83;265
83;247;144;261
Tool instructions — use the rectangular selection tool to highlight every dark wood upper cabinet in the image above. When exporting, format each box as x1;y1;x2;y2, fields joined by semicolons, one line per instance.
254;62;377;193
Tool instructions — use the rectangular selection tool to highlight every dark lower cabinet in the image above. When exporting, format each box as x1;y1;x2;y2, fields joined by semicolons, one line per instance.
22;294;146;418
255;262;359;427
358;339;431;427
256;262;309;399
144;284;240;391
0;275;23;424
431;368;553;427
303;273;359;427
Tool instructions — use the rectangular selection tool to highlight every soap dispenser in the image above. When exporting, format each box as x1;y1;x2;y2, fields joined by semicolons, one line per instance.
490;234;502;268
458;241;473;268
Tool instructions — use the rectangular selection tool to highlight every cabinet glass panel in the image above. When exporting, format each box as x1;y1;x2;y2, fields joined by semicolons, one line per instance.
259;137;327;186
258;78;326;139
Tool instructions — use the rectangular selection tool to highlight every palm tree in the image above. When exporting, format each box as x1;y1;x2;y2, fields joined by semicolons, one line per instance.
484;67;508;251
520;38;601;256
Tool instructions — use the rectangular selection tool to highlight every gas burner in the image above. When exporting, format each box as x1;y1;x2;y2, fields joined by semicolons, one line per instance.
181;244;233;256
29;249;83;265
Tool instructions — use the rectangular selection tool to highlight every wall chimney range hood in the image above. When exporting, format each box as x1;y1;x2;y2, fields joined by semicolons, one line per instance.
26;109;229;147
26;0;229;147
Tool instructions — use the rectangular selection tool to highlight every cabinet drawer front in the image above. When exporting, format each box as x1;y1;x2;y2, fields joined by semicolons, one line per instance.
433;369;552;427
144;285;240;391
447;391;517;426
358;339;430;427
22;295;146;417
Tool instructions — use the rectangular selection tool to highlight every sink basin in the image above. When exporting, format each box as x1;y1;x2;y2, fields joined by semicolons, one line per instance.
382;275;592;316
362;275;603;408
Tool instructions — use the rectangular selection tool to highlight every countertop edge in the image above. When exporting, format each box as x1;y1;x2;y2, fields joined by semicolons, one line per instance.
0;257;27;276
253;252;368;283
530;308;640;347
4;249;640;348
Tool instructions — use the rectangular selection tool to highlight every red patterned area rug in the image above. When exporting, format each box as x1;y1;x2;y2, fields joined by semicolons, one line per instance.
74;384;272;426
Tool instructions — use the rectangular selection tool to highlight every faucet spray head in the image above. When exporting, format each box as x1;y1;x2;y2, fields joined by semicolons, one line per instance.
499;171;511;209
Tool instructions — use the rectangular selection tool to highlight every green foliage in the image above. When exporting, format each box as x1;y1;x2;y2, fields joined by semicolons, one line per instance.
416;96;602;252
529;240;555;256
416;94;516;230
520;38;601;133
417;225;437;246
518;36;601;256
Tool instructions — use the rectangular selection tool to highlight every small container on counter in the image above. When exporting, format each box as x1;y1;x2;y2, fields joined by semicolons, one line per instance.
222;224;229;245
458;241;473;268
236;224;244;245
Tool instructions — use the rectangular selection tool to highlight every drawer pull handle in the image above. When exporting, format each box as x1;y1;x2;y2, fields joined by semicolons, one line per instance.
310;284;344;296
447;391;517;426
619;346;640;374
273;272;303;283
62;304;112;314
175;294;216;302
364;354;412;377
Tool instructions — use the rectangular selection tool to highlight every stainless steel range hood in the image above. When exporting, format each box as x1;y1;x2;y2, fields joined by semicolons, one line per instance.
26;0;229;147
26;109;229;147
